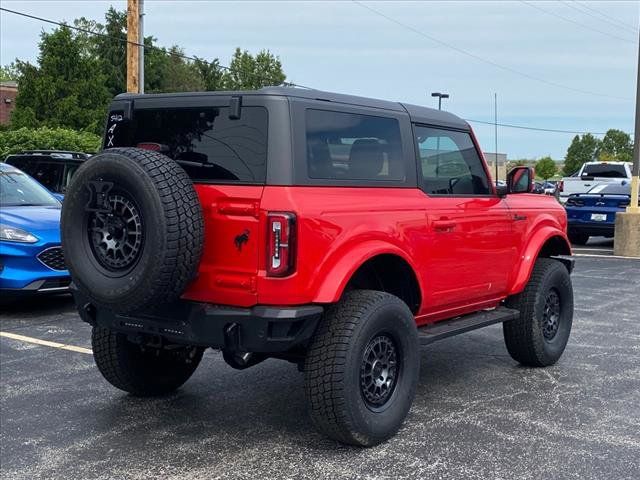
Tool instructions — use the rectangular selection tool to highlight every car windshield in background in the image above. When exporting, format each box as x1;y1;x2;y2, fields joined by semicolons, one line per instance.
587;184;631;195
581;164;627;178
112;106;268;183
0;170;59;207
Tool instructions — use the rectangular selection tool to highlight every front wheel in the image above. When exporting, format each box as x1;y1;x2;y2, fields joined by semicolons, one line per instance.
92;326;204;396
304;290;420;447
504;258;574;367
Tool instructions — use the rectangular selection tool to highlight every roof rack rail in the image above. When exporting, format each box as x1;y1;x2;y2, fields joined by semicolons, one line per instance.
18;150;89;160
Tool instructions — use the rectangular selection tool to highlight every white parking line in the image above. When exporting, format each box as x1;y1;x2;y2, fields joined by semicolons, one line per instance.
0;331;92;354
573;253;640;260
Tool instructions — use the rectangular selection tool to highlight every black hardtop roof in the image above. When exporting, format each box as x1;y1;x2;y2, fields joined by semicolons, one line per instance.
114;86;469;130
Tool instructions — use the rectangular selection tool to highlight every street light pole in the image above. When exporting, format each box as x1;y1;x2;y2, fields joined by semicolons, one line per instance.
431;92;449;110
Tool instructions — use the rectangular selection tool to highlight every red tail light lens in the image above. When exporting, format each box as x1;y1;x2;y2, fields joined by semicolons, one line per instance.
558;180;564;192
137;142;169;152
267;212;296;277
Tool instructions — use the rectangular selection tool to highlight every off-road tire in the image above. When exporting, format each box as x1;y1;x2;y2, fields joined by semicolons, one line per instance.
61;148;203;314
92;326;203;396
568;231;589;245
504;258;573;367
304;290;420;447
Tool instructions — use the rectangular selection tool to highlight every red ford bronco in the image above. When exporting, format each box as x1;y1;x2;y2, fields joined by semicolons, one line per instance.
61;88;574;446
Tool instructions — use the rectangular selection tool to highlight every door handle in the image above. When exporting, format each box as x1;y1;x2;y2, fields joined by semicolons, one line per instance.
433;220;456;232
513;214;527;221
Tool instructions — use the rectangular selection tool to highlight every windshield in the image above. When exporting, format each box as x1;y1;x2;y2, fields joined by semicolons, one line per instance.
581;164;627;178
0;170;60;207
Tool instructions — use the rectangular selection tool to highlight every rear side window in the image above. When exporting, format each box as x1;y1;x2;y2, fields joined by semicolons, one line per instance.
108;106;268;183
414;126;490;195
305;109;405;181
581;163;627;178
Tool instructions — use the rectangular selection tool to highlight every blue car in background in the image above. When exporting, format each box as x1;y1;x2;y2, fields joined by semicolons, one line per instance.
0;163;71;297
565;183;633;245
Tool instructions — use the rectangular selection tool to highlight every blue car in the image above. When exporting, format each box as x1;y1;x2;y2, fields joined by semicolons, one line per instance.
565;183;633;245
0;162;71;296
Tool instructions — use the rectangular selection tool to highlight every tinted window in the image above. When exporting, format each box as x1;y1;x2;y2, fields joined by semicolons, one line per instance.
582;163;627;178
414;126;490;195
305;109;404;181
109;106;268;183
8;161;63;192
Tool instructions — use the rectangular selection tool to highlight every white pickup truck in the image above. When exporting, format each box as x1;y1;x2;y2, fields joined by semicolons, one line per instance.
558;161;632;203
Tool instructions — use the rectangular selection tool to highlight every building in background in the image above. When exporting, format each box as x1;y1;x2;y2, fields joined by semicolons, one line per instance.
483;152;507;181
0;81;18;125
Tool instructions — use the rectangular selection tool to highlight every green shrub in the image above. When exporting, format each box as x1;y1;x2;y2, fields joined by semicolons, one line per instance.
0;127;101;160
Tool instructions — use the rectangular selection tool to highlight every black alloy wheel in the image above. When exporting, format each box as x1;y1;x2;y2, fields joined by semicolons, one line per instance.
360;334;400;410
88;192;144;272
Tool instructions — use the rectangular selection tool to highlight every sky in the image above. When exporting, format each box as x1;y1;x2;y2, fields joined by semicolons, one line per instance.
1;0;638;159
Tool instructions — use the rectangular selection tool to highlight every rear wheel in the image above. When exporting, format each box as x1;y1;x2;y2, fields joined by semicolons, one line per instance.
304;290;420;447
92;326;203;396
568;231;589;245
503;258;573;367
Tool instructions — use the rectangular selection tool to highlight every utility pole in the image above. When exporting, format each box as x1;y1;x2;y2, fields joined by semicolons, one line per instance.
494;93;499;182
613;29;640;257
126;0;139;93
138;0;144;93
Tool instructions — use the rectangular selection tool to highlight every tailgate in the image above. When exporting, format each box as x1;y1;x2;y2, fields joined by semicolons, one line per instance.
181;184;265;307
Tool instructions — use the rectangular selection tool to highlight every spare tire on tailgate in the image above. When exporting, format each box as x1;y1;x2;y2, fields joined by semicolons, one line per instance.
61;147;204;314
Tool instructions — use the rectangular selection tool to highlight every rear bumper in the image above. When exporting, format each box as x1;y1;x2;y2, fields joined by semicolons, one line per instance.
568;221;615;237
72;286;323;353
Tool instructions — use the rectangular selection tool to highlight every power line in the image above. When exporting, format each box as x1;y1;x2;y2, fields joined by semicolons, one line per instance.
464;118;610;135
574;0;639;33
1;5;633;136
520;0;636;44
562;1;639;35
351;1;632;101
0;7;312;89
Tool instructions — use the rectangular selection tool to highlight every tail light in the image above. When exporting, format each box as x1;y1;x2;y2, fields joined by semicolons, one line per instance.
267;212;296;277
558;180;564;192
137;142;169;152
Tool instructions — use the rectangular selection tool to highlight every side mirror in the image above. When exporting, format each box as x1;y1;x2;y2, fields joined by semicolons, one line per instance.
507;166;535;194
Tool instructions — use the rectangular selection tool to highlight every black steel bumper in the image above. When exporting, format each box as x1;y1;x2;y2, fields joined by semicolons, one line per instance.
72;287;323;353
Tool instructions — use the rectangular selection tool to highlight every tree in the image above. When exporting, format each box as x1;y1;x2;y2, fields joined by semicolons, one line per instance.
224;48;286;90
5;8;288;136
0;127;100;159
193;57;225;91
562;133;599;176
0;64;19;82
535;156;557;180
10;26;112;135
597;129;633;163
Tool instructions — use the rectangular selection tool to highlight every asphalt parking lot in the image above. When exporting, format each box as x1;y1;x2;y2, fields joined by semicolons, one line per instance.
1;254;639;480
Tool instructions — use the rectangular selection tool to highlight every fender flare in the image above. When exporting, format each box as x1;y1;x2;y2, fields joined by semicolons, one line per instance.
509;226;571;295
312;241;423;304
